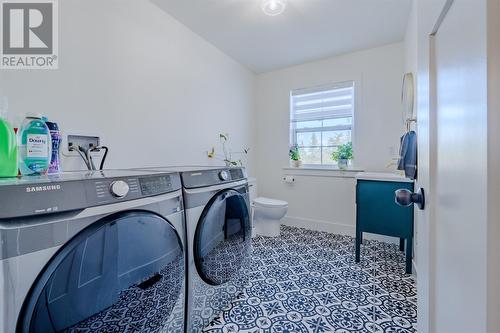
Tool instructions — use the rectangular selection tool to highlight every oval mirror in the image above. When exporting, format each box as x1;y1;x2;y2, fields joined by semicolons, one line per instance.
402;72;415;122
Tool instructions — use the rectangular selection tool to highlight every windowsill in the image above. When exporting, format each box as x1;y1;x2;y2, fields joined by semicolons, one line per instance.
283;166;364;178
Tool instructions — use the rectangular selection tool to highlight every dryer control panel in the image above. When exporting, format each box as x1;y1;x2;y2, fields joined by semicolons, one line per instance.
181;167;247;189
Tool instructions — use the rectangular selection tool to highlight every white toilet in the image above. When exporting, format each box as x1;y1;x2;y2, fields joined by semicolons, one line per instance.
248;178;288;237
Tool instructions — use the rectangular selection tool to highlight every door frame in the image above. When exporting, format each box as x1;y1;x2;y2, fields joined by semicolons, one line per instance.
418;0;500;331
416;1;454;332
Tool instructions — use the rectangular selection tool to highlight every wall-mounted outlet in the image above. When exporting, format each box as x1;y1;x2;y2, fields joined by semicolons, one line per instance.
67;135;100;152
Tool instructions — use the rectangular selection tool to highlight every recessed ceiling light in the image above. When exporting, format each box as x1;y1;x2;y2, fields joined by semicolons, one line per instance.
262;0;286;16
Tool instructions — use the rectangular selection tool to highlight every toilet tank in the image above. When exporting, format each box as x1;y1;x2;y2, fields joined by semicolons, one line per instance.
248;177;257;203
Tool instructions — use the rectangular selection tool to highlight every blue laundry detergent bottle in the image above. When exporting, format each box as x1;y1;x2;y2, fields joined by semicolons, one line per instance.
18;114;52;175
45;120;62;174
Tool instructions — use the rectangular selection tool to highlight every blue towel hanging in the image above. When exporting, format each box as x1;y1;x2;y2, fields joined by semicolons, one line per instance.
397;130;417;180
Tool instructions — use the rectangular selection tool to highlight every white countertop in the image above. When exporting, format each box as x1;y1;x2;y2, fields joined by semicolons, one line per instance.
355;172;414;183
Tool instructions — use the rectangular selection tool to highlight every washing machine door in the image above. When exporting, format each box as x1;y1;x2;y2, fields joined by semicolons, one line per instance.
18;211;185;333
194;189;251;286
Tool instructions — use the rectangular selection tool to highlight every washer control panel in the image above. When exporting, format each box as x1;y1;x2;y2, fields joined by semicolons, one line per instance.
0;171;182;219
110;181;130;198
93;178;140;204
91;174;181;205
139;175;173;196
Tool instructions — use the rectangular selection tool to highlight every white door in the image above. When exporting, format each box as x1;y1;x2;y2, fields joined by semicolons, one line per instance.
421;0;489;332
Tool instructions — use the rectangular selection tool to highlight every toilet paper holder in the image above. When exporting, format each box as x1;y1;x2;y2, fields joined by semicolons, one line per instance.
283;175;295;183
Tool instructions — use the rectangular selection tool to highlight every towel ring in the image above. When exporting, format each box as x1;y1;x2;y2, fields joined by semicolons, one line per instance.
405;118;417;132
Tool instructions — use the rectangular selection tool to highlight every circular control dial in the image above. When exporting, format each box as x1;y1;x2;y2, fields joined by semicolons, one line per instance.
218;170;229;181
110;180;130;198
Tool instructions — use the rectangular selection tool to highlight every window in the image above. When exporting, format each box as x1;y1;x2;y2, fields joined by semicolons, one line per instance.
290;81;354;165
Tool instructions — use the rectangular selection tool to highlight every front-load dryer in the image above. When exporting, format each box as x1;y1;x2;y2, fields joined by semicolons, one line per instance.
0;170;186;333
142;166;252;333
180;167;251;333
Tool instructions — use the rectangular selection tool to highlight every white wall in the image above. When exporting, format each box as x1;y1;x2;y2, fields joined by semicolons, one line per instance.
254;43;405;234
0;0;255;172
404;2;418;79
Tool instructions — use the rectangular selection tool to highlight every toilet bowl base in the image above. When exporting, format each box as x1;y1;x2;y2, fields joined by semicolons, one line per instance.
255;217;282;237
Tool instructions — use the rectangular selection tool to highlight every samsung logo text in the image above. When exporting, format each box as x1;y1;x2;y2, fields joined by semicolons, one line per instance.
26;184;61;193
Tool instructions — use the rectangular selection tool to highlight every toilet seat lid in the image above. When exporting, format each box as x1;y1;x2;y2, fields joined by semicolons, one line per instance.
253;197;288;208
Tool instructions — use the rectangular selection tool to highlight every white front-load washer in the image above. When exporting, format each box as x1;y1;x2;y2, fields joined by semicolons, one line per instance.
0;170;186;333
142;166;252;333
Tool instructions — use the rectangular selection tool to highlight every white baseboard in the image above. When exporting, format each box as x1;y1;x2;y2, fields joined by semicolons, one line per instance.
282;215;399;244
412;259;418;277
282;215;355;236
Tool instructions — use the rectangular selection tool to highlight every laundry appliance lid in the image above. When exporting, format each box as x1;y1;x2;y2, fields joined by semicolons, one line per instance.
0;169;180;186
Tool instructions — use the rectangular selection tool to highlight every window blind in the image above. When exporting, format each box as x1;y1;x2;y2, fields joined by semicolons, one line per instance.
289;81;354;165
291;81;354;122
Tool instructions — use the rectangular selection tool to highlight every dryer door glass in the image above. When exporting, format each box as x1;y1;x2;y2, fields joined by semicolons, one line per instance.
20;211;185;333
195;189;251;285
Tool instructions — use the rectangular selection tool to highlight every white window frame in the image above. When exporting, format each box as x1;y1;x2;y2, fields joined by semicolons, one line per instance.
289;81;355;167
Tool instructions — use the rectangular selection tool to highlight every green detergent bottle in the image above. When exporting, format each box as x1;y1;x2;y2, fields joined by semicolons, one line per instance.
0;98;18;178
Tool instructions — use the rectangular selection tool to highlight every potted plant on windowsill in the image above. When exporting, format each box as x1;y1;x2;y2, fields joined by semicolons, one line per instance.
289;145;302;168
332;142;353;170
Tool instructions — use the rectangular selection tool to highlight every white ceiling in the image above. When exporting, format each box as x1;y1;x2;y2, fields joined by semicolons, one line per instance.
152;0;412;73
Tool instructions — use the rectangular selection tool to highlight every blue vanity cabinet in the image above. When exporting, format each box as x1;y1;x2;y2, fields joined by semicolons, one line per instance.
355;178;414;274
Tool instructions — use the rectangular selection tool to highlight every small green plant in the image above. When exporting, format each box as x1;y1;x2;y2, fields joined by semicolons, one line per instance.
207;133;250;167
289;145;301;161
332;142;353;161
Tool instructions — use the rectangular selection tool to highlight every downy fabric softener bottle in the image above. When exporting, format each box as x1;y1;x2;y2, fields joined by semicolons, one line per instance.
18;114;51;175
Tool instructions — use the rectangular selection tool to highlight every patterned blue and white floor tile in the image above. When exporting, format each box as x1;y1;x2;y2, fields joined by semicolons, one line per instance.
203;226;417;333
